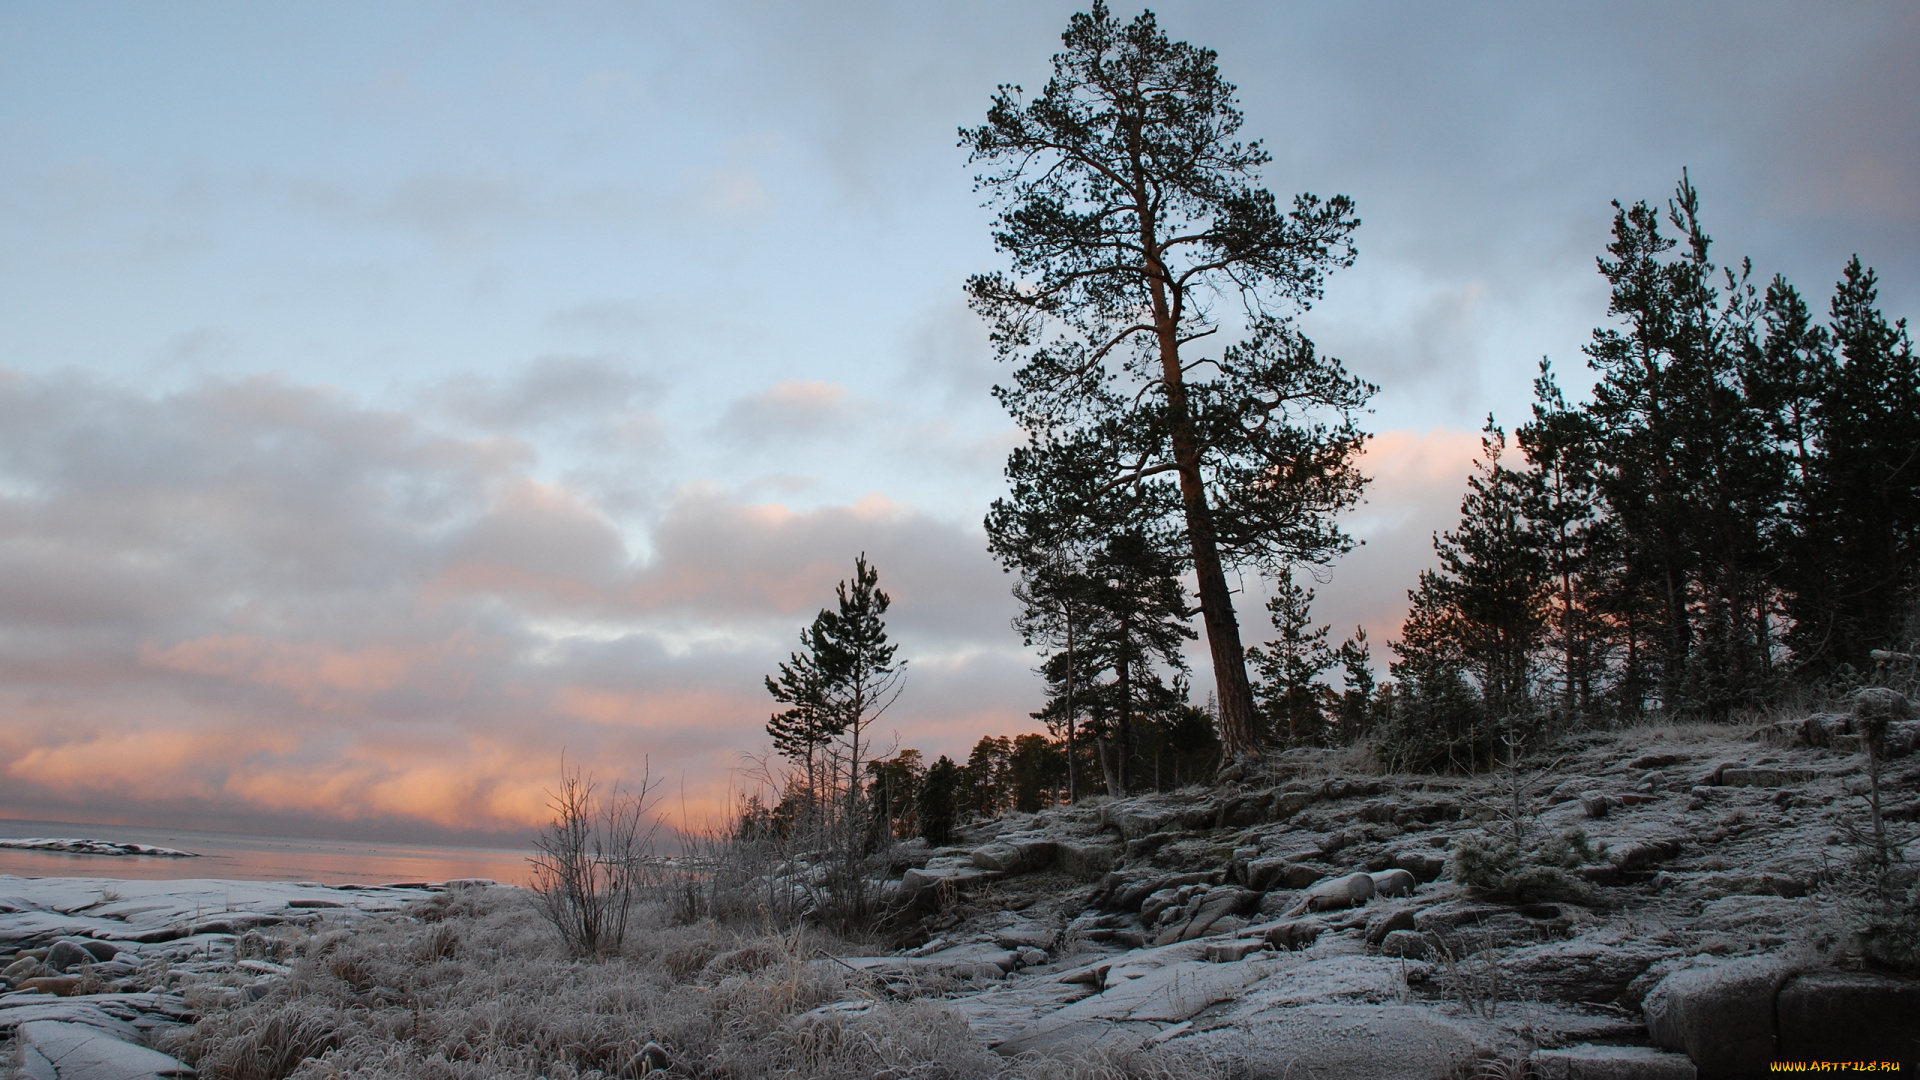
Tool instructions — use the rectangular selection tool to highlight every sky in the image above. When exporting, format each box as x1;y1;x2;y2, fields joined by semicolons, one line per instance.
1;1;1915;843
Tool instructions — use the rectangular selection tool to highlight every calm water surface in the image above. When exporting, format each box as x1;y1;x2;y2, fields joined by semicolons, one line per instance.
0;819;533;886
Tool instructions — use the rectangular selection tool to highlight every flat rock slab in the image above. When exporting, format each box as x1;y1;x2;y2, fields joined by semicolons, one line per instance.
1777;970;1920;1064
994;955;1280;1056
1531;1043;1697;1080
1161;1004;1498;1080
16;1019;195;1079
0;876;431;948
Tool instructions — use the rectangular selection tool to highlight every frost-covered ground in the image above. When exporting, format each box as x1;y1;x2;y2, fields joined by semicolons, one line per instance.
0;841;196;859
5;708;1919;1078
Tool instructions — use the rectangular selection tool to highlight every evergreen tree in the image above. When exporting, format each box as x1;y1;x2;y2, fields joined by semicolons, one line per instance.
1517;362;1607;724
1583;174;1781;718
1008;733;1066;812
965;2;1372;762
964;735;1013;818
1332;628;1376;743
918;755;963;846
1798;258;1920;673
1247;576;1335;745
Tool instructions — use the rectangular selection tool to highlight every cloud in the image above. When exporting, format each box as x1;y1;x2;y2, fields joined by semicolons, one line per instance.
0;366;1031;838
714;379;854;445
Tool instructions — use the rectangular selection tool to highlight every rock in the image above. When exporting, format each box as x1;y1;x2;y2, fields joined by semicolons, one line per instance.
1718;767;1816;788
1640;770;1668;792
1628;752;1688;770
1776;970;1920;1064
1102;803;1179;840
1389;850;1446;883
6;954;49;979
1643;955;1794;1079
1285;872;1374;916
1251;910;1328;945
1016;946;1048;967
632;1040;672;1075
78;941;118;963
1246;859;1322;892
1369;868;1416;897
1378;930;1434;958
1124;832;1175;861
970;839;1057;874
995;956;1277;1056
1205;939;1269;963
993;926;1057;951
1499;933;1675;1005
1581;791;1612;818
1162;1004;1496;1080
44;941;92;973
1851;686;1913;720
15;1020;196;1080
1530;1044;1697;1080
1154;887;1257;945
1365;906;1417;945
1268;790;1315;821
1055;840;1121;880
18;975;83;996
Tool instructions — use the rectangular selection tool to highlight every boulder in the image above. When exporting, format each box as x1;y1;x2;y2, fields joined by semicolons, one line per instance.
1499;933;1675;1005
1851;686;1913;721
969;839;1057;874
1581;791;1613;819
1389;850;1447;883
1102;803;1179;840
1370;868;1417;898
17;975;83;996
1775;969;1920;1064
1154;887;1257;945
15;1019;195;1080
1285;872;1374;916
43;941;93;973
1267;789;1315;821
1124;832;1176;862
1718;767;1816;788
1255;918;1325;951
1642;955;1794;1079
1378;930;1434;959
1530;1044;1697;1080
1365;906;1417;945
1246;858;1323;892
1056;840;1121;880
1204;939;1269;963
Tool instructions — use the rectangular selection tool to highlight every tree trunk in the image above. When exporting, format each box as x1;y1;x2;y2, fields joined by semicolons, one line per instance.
1142;227;1260;763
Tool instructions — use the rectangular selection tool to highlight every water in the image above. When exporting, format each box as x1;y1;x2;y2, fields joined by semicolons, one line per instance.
0;819;533;886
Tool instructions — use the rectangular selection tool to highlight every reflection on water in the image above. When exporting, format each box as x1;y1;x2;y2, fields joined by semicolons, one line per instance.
0;819;532;886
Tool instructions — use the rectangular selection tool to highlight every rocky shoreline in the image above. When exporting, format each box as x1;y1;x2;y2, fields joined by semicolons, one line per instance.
4;711;1918;1078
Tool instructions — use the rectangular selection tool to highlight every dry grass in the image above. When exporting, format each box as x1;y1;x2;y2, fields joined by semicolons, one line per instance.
161;886;1215;1080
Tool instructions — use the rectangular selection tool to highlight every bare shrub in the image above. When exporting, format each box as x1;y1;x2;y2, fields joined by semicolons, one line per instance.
527;762;660;958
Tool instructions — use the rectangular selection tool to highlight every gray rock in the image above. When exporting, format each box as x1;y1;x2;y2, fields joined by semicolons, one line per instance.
1161;1004;1496;1080
1246;858;1322;892
15;1019;195;1079
1370;868;1416;897
44;941;92;973
1851;686;1913;721
1378;930;1434;958
1718;767;1816;788
1776;969;1920;1064
1365;905;1417;945
1643;955;1793;1079
1581;791;1613;819
1499;933;1675;1005
1204;939;1268;963
1124;832;1175;862
1258;918;1325;951
1285;872;1373;916
1530;1044;1697;1080
1389;850;1447;883
970;839;1057;874
1056;840;1121;880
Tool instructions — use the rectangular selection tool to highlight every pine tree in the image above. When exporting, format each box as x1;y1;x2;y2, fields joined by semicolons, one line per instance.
1332;628;1376;743
1247;576;1335;746
965;2;1372;763
1799;258;1920;671
918;755;963;846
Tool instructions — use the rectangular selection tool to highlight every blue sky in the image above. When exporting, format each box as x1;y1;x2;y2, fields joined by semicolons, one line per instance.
1;1;1914;838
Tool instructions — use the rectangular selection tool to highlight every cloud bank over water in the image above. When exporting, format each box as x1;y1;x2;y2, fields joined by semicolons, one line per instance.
0;2;1913;839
